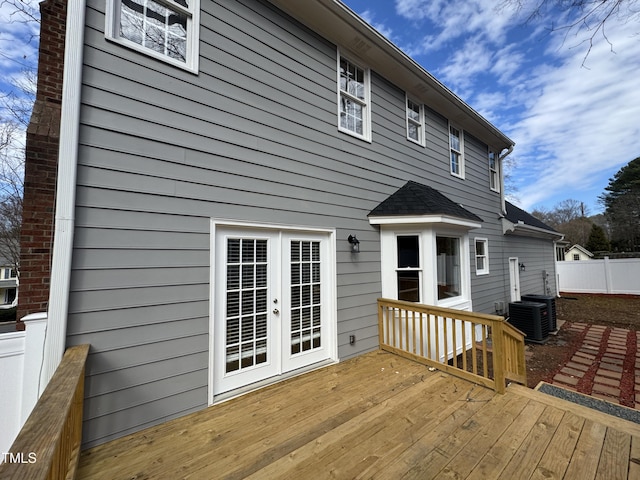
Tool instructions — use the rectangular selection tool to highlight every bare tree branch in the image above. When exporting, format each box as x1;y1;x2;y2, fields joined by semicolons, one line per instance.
498;0;640;63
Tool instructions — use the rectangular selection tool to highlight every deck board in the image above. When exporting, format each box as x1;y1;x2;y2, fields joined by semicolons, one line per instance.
78;351;640;479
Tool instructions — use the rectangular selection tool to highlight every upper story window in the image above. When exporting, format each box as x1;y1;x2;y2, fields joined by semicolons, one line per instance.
338;53;371;141
406;97;425;146
489;150;500;192
449;124;464;178
106;0;200;72
475;238;489;275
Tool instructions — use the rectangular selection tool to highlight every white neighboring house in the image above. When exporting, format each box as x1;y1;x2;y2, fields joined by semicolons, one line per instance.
0;261;18;309
565;244;594;261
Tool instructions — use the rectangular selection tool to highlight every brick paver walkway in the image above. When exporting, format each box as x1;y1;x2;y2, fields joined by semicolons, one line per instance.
551;323;640;409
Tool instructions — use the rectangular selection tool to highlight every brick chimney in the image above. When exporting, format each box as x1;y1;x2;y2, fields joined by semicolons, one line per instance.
18;0;67;321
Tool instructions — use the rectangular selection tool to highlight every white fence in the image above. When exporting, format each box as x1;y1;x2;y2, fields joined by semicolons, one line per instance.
557;257;640;295
0;313;47;455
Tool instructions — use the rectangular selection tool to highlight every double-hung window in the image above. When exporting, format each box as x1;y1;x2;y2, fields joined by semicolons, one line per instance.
449;124;464;177
338;54;371;141
406;97;425;146
396;235;421;302
436;236;461;299
489;150;500;192
475;238;489;275
106;0;200;71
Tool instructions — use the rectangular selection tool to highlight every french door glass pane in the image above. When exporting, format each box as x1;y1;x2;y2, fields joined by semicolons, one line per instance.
225;238;269;373
291;240;321;355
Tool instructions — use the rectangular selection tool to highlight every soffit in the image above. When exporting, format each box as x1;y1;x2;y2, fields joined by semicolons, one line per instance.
268;0;514;151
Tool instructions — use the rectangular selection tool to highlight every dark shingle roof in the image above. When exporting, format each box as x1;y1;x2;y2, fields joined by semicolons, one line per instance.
504;201;558;232
368;181;482;223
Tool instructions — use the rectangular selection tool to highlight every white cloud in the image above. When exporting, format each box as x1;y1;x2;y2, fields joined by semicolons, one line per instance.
508;20;640;210
436;38;493;92
0;1;39;71
355;1;640;213
359;9;395;41
395;0;521;53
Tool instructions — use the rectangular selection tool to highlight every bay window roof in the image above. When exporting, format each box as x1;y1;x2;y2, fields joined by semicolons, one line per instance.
368;181;482;228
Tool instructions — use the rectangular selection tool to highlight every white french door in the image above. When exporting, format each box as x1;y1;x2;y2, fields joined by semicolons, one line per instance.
213;226;334;396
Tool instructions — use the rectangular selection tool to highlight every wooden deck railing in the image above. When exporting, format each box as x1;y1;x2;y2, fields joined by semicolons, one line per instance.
378;298;526;393
0;344;90;480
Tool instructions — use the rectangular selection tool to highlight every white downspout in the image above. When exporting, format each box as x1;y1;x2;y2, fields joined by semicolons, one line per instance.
40;0;86;390
498;145;514;214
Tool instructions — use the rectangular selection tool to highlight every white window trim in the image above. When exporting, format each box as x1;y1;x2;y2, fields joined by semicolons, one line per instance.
449;123;465;179
105;0;200;73
406;95;425;146
474;237;489;275
208;219;338;404
337;50;371;142
380;225;472;311
395;233;423;303
489;150;500;193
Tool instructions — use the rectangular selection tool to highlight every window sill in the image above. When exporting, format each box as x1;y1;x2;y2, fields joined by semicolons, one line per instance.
105;36;199;75
438;297;471;310
338;126;372;143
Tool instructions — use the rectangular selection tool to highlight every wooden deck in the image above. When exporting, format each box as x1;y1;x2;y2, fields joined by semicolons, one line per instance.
77;351;640;479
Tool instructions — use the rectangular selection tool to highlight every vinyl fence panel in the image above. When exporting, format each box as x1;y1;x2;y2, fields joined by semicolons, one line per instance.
557;257;640;295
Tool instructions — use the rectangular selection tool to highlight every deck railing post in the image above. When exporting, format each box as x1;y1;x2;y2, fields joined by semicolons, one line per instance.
492;321;506;394
378;302;385;348
0;344;89;480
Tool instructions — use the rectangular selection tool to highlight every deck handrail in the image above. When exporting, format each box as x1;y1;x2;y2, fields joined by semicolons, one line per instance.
377;298;526;393
0;344;90;480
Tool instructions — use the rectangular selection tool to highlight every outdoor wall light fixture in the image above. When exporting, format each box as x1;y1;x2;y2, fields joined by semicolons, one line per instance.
348;234;360;253
519;263;526;272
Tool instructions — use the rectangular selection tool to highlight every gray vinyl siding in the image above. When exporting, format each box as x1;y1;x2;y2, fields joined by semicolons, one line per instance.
66;0;541;448
504;235;559;299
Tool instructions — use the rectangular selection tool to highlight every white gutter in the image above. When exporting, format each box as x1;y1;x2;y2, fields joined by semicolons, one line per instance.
40;0;86;390
502;219;565;240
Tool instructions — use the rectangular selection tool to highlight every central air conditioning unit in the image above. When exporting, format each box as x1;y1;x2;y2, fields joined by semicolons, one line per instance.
507;301;549;343
521;294;557;332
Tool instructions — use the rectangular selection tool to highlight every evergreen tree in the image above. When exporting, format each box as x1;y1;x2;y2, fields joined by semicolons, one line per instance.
599;157;640;251
585;223;610;253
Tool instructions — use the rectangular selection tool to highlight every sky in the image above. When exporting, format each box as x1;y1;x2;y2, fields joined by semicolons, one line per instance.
341;0;640;215
1;1;639;215
0;0;39;174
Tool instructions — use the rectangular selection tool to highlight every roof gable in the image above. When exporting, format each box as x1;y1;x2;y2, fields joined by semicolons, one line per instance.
567;244;594;257
368;181;482;226
504;202;558;233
